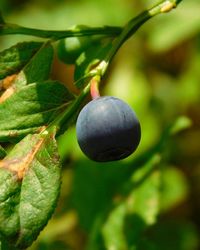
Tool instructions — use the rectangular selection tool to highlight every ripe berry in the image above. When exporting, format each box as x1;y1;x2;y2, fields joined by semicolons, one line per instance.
76;96;141;162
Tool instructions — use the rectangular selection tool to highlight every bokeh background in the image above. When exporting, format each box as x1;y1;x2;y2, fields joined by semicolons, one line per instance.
0;0;200;249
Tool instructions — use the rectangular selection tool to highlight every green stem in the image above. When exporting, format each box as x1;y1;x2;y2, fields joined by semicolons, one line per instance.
0;23;122;40
97;0;183;75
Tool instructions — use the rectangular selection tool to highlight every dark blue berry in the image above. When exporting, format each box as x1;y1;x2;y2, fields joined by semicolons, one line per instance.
76;96;141;162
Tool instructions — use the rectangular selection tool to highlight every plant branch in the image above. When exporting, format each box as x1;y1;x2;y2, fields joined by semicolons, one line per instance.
46;0;183;133
0;23;122;40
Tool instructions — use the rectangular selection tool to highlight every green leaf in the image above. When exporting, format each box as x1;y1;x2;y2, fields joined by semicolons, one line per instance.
0;42;43;80
0;11;5;24
0;237;18;250
137;238;157;250
74;41;112;88
0;144;6;159
0;80;74;142
102;154;161;250
14;42;54;88
0;128;61;249
160;166;189;212
102;203;129;250
128;154;161;224
72;160;130;250
147;220;199;250
57;25;94;65
72;160;133;234
169;116;192;135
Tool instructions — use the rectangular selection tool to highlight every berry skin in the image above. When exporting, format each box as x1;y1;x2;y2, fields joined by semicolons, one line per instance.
76;96;141;162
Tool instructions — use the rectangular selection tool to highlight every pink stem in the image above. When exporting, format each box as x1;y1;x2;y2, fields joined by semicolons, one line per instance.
90;76;101;99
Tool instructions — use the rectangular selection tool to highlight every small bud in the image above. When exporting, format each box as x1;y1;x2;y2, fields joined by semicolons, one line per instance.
161;1;176;13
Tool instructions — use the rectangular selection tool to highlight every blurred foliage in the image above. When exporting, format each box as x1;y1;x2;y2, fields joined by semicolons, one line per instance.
0;0;200;249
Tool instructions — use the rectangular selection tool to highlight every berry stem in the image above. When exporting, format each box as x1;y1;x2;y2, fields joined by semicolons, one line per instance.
90;75;101;100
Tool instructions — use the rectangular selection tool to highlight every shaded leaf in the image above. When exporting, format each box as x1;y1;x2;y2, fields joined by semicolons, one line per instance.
0;237;18;250
36;241;71;250
74;41;112;88
0;11;4;24
0;128;61;249
102;154;161;250
0;145;6;159
72;160;111;232
72;159;134;234
72;160;129;250
137;238;157;250
0;42;43;80
147;220;199;250
56;25;95;65
14;42;54;88
0;80;74;142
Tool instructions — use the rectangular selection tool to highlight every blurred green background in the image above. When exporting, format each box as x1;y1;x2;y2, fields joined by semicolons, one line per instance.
0;0;200;249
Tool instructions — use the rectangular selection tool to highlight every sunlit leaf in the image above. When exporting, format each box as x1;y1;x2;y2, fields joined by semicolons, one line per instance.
169;116;192;135
0;80;74;142
128;154;161;224
0;128;61;249
160;166;189;212
0;42;43;80
14;42;54;88
102;203;128;250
